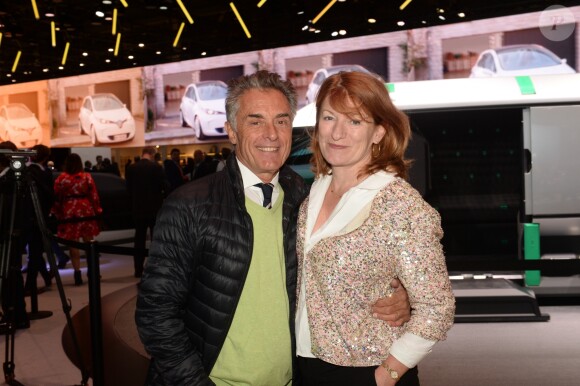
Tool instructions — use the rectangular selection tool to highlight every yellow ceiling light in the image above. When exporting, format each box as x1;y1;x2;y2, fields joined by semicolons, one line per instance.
312;0;337;24
257;0;267;7
31;0;40;20
112;8;118;35
61;42;70;65
176;0;194;24
399;0;413;11
120;0;128;7
12;51;22;73
0;33;2;48
230;2;251;39
114;33;121;56
173;22;185;47
51;21;56;47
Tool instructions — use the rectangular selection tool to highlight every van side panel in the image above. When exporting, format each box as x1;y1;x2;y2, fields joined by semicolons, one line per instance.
528;105;580;237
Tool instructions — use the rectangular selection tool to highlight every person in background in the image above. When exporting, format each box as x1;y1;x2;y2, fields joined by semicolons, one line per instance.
101;157;120;176
84;160;92;172
185;149;205;180
192;152;218;180
124;158;133;176
163;148;186;192
215;147;231;172
135;70;411;385
92;155;103;172
295;71;455;386
22;144;54;293
52;153;102;286
125;146;168;278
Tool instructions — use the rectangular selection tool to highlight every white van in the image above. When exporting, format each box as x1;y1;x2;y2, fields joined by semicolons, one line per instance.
290;73;580;263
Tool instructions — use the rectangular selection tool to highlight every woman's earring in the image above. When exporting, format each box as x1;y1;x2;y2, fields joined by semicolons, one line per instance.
371;143;381;158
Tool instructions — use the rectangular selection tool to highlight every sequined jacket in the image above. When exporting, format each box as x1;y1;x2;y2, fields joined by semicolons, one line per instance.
296;178;455;367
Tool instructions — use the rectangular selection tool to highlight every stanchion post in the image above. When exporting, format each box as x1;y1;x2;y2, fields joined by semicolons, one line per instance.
87;241;104;386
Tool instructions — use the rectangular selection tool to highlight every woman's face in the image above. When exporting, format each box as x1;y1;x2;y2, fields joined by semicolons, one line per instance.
317;96;385;173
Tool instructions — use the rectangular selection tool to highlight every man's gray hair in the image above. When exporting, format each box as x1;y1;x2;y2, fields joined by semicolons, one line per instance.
225;70;297;131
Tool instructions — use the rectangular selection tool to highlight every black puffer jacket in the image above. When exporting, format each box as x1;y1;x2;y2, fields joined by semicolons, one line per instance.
135;154;309;385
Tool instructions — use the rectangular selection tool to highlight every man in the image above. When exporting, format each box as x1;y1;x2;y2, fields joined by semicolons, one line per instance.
215;147;231;172
92;155;103;172
125;147;168;278
163;148;186;192
184;149;204;181
135;71;409;385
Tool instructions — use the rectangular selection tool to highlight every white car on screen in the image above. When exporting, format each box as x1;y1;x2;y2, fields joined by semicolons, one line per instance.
469;44;576;78
0;103;43;148
305;64;373;104
180;80;228;140
78;93;136;145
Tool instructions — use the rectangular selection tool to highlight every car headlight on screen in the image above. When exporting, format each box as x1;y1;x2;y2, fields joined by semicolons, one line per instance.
202;108;225;115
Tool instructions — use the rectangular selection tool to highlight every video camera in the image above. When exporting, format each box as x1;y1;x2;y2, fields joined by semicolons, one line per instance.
0;149;37;178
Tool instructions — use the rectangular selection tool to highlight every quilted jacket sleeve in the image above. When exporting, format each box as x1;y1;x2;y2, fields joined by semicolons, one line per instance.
135;196;214;386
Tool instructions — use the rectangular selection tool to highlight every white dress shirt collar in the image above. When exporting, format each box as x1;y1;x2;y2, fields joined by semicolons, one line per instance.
305;170;395;251
236;157;280;207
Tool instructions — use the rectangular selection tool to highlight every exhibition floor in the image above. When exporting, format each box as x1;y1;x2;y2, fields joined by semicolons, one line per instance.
3;231;580;386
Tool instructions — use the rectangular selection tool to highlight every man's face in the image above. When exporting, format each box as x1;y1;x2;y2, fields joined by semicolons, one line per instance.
226;89;293;183
193;150;204;163
171;150;180;162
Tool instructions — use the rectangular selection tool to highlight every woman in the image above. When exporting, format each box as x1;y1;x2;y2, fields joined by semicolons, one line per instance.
296;71;455;386
52;153;102;285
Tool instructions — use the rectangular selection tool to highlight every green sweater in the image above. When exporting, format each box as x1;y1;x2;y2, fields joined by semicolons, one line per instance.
210;193;292;386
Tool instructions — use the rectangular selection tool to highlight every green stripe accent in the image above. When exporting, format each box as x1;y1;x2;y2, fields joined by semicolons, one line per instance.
515;76;536;95
386;83;395;93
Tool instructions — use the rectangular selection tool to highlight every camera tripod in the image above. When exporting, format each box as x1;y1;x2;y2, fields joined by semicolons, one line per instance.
0;149;89;386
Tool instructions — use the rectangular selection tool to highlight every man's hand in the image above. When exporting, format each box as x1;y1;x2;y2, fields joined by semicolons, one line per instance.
372;279;410;327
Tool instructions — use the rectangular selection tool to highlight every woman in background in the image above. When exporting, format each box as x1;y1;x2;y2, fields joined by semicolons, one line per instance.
296;71;455;385
52;153;102;285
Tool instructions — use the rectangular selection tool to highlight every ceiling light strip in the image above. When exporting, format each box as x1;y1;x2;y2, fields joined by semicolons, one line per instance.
230;2;251;39
31;0;40;20
0;33;3;49
173;22;185;47
257;0;267;7
399;0;413;11
51;21;56;47
176;0;194;24
312;0;337;24
12;51;22;73
120;0;128;7
62;42;70;65
112;8;118;35
114;33;121;56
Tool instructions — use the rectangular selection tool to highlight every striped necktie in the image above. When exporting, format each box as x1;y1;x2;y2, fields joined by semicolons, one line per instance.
255;183;274;208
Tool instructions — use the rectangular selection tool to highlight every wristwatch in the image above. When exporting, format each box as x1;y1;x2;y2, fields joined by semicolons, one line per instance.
380;361;399;382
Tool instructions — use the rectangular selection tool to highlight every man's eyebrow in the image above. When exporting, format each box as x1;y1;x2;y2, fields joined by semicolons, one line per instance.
246;113;290;119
